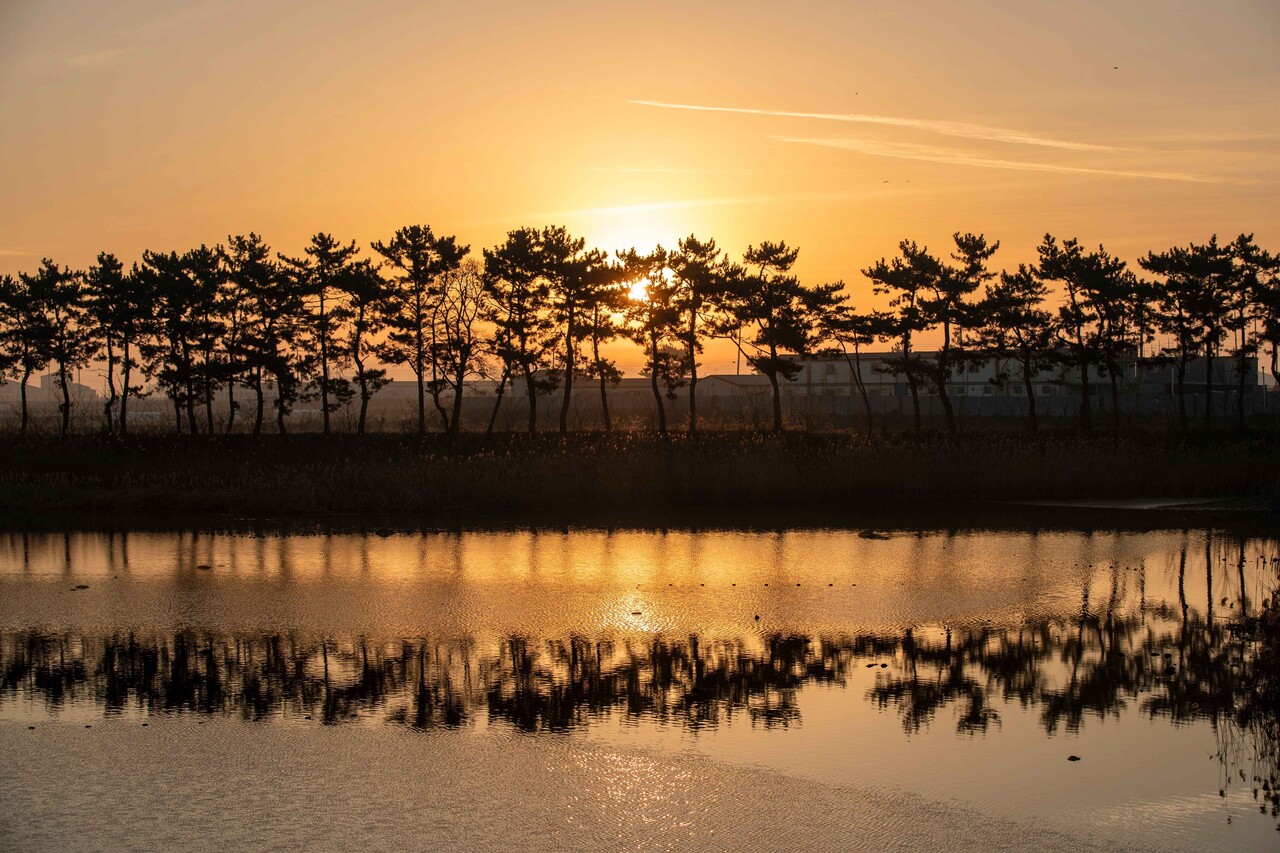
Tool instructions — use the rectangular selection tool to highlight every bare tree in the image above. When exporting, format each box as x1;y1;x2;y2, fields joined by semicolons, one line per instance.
433;258;489;435
373;226;469;435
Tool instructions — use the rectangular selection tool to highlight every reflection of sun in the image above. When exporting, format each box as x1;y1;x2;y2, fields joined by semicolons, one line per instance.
627;279;648;302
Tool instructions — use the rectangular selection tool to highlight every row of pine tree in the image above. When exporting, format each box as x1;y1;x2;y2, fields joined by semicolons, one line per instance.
0;226;1275;436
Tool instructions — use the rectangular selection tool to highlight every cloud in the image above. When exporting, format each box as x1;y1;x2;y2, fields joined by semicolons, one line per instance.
777;137;1218;183
65;48;125;69
575;167;707;175
628;99;1119;153
0;249;30;258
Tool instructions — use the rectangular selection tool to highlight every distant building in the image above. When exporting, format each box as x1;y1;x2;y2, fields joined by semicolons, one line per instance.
0;372;101;404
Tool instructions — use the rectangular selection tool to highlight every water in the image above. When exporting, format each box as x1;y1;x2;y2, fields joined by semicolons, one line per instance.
1;525;1277;851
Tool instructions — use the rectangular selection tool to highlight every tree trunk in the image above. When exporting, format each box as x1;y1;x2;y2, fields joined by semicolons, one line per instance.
173;397;182;434
593;329;610;433
225;357;237;434
1270;343;1278;394
936;323;955;434
120;340;131;438
559;309;575;435
524;365;537;435
19;369;30;434
185;382;197;435
901;332;920;433
768;340;783;433
486;367;509;435
935;368;955;434
252;370;264;436
205;380;215;436
102;337;118;435
599;373;611;432
1204;345;1214;432
319;294;330;436
1022;355;1038;433
1176;354;1187;433
687;313;698;435
650;334;666;434
768;371;783;433
182;347;198;435
275;375;288;435
357;371;369;436
450;360;466;437
58;360;71;437
842;346;872;436
415;367;426;436
1237;346;1248;435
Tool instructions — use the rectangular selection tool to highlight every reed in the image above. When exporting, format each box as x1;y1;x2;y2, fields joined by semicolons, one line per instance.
0;432;1276;517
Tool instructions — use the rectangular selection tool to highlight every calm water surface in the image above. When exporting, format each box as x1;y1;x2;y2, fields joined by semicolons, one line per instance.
1;525;1277;851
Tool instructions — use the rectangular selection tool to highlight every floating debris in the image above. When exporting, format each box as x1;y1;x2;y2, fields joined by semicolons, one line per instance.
1068;755;1081;761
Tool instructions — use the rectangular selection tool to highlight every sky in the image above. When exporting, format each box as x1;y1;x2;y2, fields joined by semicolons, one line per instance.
1;0;1278;376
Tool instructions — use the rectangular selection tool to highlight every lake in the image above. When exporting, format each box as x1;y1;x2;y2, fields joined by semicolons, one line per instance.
1;524;1276;851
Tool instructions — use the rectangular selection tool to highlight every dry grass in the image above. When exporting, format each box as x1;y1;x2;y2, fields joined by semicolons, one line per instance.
0;431;1277;518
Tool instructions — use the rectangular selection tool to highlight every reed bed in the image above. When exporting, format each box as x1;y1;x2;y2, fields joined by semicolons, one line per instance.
0;432;1276;517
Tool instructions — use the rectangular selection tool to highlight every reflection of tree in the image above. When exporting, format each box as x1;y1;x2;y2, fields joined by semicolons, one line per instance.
483;634;841;731
0;631;847;734
0;617;1268;740
2;607;1276;825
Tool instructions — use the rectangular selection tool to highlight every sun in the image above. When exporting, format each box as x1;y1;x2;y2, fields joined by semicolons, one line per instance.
627;279;648;302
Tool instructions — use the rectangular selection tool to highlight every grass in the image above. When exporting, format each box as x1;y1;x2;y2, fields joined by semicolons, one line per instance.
1;430;1278;519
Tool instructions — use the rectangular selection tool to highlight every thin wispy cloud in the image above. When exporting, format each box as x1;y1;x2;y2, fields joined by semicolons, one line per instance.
0;248;30;258
628;99;1119;153
575;166;706;175
777;137;1218;184
65;48;125;69
574;166;764;176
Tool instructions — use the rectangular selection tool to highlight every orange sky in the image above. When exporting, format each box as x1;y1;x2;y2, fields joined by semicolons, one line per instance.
2;0;1277;376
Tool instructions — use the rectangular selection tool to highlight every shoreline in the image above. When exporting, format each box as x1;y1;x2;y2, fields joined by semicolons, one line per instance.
0;431;1276;533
